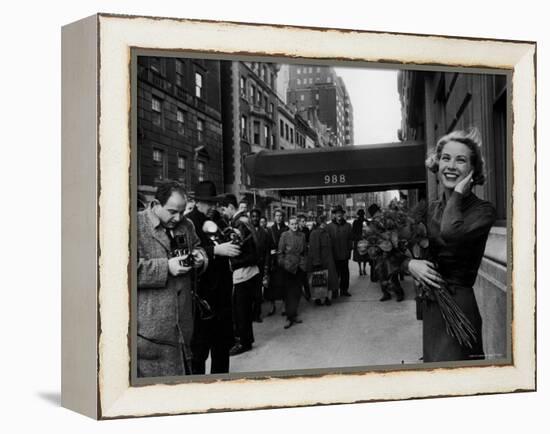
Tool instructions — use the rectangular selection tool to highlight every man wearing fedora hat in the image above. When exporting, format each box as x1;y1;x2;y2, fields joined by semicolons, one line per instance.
327;205;354;297
186;181;241;374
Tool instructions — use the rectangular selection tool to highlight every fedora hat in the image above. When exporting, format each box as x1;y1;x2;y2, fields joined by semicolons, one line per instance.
192;180;219;203
332;204;346;214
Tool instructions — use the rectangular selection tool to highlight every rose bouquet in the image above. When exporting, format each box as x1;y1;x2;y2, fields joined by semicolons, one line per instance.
365;199;477;348
364;199;429;286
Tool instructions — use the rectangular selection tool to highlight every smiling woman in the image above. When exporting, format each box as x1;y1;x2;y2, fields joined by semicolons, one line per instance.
426;128;486;189
406;128;497;362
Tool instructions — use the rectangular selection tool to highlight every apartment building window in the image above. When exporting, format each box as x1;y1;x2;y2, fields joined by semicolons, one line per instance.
175;60;184;87
285;124;289;140
309;78;313;84
241;115;248;139
300;94;305;101
195;72;203;98
176;109;185;135
270;73;275;88
264;96;269;112
196;160;206;182
315;93;319;101
297;78;301;85
240;76;246;97
152;148;166;181
308;67;313;73
250;84;256;103
269;103;274;117
197;119;204;142
253;121;260;145
264;125;270;148
290;127;294;144
177;154;187;184
297;68;301;74
327;76;332;83
151;96;162;127
316;67;321;73
256;89;262;106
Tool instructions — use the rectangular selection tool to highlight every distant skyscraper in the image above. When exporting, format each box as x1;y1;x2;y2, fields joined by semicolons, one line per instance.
286;65;354;147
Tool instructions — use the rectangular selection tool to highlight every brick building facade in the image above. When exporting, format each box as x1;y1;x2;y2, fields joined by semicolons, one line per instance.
137;56;224;199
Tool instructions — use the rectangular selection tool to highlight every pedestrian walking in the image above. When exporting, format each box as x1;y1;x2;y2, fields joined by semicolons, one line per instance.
297;214;311;300
306;215;338;306
352;209;368;276
327;205;354;297
264;209;288;316
367;203;404;302
278;216;307;328
250;208;271;323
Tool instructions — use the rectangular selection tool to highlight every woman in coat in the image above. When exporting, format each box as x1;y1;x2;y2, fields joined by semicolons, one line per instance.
278;216;307;329
265;209;288;316
351;209;369;276
404;128;496;362
306;215;338;306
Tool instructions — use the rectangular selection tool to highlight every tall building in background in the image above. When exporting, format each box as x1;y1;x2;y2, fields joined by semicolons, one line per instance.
340;77;354;146
286;65;354;147
137;56;224;201
220;60;281;211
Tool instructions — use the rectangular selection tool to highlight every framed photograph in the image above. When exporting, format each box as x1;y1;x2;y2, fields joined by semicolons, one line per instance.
61;13;536;419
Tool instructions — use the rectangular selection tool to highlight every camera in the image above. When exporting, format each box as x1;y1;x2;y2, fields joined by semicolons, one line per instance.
220;227;244;246
202;220;244;246
172;234;196;267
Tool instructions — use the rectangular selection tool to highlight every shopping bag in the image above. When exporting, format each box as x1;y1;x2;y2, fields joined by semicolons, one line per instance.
310;269;329;300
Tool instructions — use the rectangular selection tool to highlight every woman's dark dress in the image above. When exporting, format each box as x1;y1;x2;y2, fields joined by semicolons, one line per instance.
421;191;496;362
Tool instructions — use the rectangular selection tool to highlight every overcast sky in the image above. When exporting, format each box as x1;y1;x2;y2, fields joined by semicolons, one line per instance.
334;67;402;145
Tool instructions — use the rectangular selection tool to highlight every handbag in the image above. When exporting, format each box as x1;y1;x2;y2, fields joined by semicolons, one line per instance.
311;269;328;287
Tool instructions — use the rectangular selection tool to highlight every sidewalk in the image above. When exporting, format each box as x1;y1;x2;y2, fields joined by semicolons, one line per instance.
227;268;422;374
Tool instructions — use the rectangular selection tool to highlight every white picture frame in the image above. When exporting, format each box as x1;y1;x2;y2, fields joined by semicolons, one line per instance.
61;13;536;419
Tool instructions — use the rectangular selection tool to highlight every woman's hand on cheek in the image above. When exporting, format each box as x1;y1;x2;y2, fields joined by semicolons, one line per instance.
454;171;474;195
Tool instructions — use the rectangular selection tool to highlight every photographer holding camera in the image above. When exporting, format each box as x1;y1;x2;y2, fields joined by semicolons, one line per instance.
186;181;241;374
217;194;260;356
137;181;207;377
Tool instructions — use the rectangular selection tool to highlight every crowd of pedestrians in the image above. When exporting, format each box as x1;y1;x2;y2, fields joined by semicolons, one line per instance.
136;179;386;377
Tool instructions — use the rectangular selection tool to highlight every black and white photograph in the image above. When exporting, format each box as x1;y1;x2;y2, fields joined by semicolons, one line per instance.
133;54;509;380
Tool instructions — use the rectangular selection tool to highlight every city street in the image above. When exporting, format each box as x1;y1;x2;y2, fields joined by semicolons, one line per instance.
227;269;422;374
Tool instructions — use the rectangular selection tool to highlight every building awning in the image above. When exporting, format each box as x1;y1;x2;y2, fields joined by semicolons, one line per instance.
244;141;426;196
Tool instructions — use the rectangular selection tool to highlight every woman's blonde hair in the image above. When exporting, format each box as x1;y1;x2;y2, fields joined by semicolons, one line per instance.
425;127;487;186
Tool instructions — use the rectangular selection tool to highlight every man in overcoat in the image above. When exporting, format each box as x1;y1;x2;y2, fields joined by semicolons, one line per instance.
250;208;271;322
186;181;240;374
137;181;207;377
327;205;354;297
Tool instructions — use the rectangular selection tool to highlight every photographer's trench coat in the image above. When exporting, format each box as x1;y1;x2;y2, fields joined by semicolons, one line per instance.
136;206;206;377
